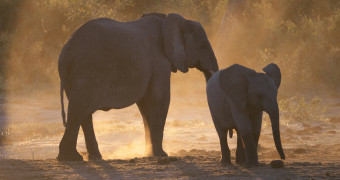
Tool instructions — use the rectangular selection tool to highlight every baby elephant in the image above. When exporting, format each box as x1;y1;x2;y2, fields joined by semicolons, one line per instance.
207;63;285;167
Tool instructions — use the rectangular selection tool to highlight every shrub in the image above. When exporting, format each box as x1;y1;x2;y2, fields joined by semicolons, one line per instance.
279;96;325;124
0;0;339;92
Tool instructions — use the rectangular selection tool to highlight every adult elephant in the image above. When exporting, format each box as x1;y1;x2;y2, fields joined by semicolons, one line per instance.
207;63;285;167
57;13;218;161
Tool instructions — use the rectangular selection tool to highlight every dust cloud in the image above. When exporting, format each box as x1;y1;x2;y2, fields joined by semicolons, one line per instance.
0;0;339;164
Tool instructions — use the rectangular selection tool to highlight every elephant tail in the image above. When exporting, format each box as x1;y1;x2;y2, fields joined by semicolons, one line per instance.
60;81;66;127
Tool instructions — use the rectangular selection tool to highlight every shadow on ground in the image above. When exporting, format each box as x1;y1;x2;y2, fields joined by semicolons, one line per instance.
0;156;339;179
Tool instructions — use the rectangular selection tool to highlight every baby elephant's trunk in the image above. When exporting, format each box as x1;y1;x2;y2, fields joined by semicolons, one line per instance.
268;102;285;160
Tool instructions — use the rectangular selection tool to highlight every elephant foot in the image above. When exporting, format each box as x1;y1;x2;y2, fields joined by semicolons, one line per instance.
220;156;231;165
58;138;84;161
57;151;83;161
245;161;260;168
220;159;232;167
154;150;168;157
236;150;246;164
87;152;103;161
236;158;246;165
154;149;168;157
146;149;168;157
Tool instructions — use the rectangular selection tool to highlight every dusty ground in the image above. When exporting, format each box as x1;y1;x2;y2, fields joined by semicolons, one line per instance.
0;76;339;179
0;148;339;179
0;99;339;180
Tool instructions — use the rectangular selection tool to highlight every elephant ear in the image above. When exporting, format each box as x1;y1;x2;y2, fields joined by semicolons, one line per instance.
219;64;256;110
163;13;188;73
263;63;281;89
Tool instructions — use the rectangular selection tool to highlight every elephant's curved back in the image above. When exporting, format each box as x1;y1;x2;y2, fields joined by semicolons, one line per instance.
207;71;221;95
207;71;224;111
58;18;156;110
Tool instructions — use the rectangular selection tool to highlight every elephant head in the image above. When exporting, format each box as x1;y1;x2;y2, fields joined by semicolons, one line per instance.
219;63;285;160
163;13;218;81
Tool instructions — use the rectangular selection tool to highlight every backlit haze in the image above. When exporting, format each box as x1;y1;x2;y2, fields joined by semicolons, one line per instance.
0;0;339;160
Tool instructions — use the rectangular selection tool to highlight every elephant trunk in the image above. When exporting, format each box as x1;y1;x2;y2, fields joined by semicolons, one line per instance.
196;45;219;82
268;102;285;160
202;70;214;82
196;62;217;82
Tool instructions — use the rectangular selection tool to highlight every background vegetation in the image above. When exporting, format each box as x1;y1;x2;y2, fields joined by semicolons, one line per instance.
0;0;339;146
0;0;339;92
217;0;340;92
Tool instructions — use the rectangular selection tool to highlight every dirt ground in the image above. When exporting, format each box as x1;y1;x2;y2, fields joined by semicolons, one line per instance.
0;80;339;179
0;147;339;179
1;114;339;179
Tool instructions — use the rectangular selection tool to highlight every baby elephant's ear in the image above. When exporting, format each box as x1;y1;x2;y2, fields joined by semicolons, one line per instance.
263;63;281;89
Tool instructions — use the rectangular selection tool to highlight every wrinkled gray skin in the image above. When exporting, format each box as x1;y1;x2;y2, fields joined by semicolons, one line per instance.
57;13;218;161
207;63;285;167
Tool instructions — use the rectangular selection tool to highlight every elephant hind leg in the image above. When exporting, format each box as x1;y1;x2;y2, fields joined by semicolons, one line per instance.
81;114;102;161
217;129;231;165
57;102;85;161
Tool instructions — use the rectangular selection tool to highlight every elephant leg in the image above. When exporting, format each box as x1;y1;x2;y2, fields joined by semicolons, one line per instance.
231;107;259;167
241;133;258;167
217;129;231;165
81;114;102;160
251;111;263;148
210;112;231;165
137;70;170;157
142;119;152;155
57;102;84;161
236;130;246;164
137;96;169;157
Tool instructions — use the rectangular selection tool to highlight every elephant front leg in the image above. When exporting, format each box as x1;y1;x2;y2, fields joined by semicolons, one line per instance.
137;97;169;157
232;109;259;167
137;64;171;157
250;111;263;148
149;121;168;157
81;114;102;161
236;130;246;164
236;111;262;166
142;120;152;155
242;133;259;167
